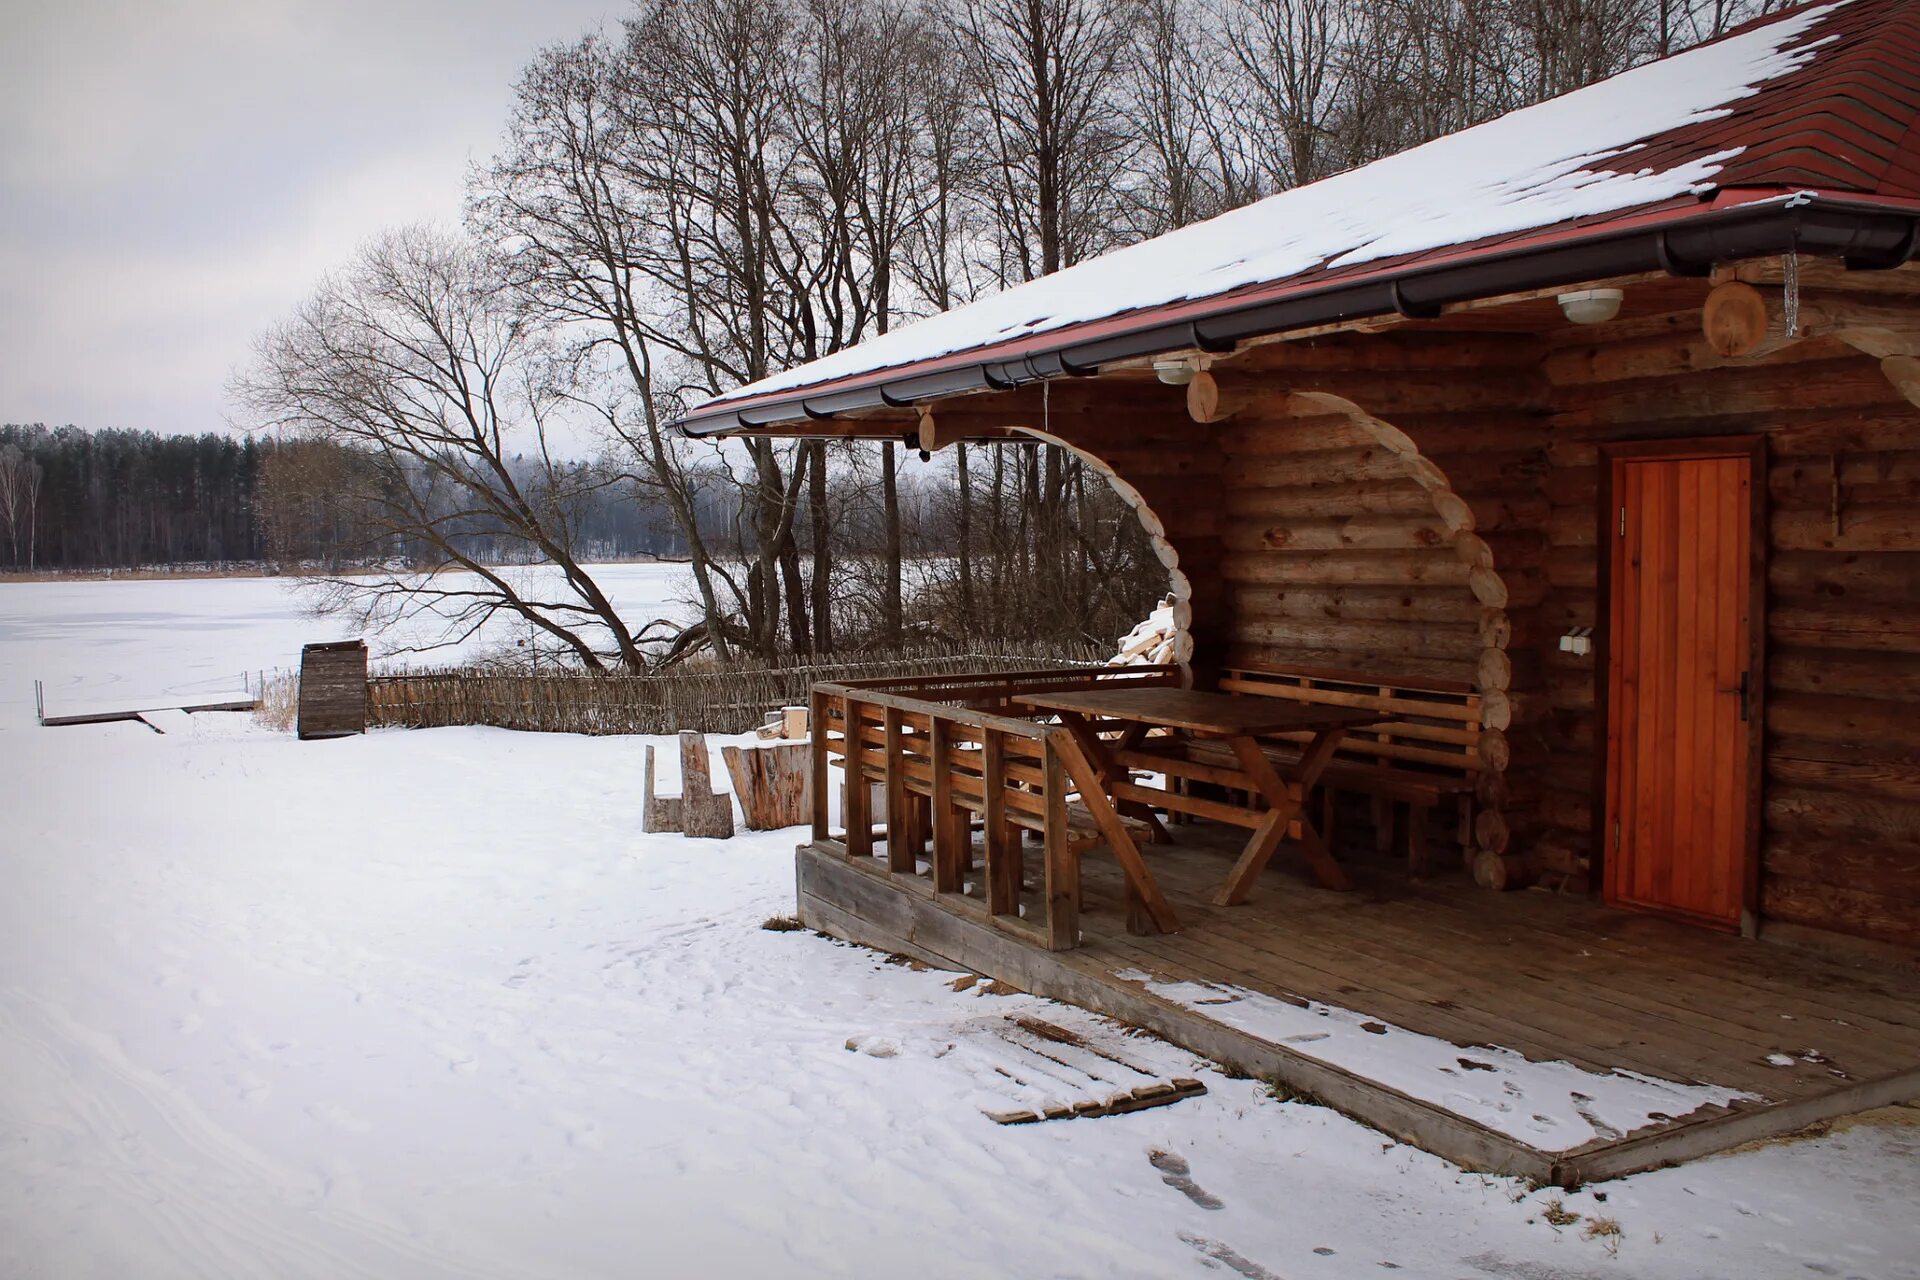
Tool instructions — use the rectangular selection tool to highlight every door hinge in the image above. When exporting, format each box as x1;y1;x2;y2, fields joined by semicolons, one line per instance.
1613;821;1621;852
1619;505;1627;537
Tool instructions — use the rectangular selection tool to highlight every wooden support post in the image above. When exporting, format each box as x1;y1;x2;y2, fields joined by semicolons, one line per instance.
810;688;831;841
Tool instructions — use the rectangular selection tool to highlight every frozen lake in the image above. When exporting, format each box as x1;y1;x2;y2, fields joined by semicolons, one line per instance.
0;563;695;728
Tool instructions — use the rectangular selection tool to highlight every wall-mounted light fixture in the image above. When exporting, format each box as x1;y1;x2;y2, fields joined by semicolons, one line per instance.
1557;288;1624;325
1153;356;1198;385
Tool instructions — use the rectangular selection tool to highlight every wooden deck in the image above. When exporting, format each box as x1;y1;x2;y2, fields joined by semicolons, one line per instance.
796;824;1920;1185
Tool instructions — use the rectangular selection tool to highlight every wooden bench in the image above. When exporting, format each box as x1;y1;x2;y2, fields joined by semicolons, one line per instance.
1199;664;1486;874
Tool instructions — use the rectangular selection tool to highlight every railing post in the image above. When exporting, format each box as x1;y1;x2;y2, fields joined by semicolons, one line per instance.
844;694;871;859
930;717;964;894
983;729;1019;915
884;707;914;874
810;686;831;841
1042;738;1078;950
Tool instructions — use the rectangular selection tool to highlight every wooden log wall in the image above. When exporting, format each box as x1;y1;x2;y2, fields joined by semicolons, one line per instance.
1534;264;1920;950
952;261;1919;950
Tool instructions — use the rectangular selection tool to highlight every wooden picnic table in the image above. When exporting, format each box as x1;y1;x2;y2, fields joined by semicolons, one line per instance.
1015;686;1381;908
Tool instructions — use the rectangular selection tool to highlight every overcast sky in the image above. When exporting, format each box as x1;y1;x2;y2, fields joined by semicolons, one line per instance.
1;0;619;438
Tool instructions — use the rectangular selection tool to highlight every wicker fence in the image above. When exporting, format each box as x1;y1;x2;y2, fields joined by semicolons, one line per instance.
366;643;1109;736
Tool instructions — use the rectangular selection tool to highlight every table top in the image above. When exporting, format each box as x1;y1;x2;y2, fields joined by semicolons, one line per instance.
1014;687;1381;737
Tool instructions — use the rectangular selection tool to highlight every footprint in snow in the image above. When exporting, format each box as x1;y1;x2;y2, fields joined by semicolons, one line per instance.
439;1047;479;1075
1150;1150;1224;1210
1178;1232;1279;1278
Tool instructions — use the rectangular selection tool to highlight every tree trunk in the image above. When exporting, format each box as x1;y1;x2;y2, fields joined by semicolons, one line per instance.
956;442;974;635
809;440;832;654
882;440;903;647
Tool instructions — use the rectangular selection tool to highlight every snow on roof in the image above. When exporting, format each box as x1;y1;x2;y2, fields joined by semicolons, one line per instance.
698;1;1851;416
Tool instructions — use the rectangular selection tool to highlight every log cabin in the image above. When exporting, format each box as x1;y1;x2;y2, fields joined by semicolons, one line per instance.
681;0;1920;1181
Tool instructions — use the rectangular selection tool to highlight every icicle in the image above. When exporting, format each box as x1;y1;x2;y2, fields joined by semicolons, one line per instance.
1784;249;1801;338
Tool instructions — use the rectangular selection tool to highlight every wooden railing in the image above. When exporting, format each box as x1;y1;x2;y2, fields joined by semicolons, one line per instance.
808;665;1181;951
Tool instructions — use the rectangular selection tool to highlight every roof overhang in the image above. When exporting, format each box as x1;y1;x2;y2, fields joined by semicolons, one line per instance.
681;189;1920;438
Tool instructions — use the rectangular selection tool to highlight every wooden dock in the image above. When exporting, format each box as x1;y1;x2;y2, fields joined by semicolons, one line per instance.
797;828;1920;1185
34;676;258;730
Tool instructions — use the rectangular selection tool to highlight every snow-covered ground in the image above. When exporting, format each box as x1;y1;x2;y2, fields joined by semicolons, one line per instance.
3;578;1918;1279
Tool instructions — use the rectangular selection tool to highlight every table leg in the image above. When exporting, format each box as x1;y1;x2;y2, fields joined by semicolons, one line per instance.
1049;727;1179;933
1214;729;1354;905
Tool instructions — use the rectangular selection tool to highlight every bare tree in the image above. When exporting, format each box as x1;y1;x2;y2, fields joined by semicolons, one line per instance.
0;443;42;569
234;228;652;672
474;33;742;660
950;0;1136;283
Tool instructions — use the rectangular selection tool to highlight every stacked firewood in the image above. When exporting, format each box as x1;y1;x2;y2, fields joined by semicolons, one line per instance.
1110;596;1178;666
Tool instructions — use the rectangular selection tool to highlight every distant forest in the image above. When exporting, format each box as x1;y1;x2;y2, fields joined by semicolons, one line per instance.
0;424;682;572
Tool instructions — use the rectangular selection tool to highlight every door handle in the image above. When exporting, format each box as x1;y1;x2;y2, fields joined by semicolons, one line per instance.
1718;671;1750;722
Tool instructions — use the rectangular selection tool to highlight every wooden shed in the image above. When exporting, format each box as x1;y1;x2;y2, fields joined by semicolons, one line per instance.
681;0;1920;1180
297;640;369;740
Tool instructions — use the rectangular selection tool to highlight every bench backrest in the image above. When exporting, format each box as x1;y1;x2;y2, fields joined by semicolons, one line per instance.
1218;663;1483;778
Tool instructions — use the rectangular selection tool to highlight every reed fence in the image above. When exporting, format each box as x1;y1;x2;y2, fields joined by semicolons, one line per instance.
365;642;1109;736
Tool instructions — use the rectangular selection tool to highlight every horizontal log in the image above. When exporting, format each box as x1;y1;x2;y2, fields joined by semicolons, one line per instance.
1220;551;1474;587
1224;643;1478;687
1232;447;1419;490
1768;550;1920;606
1763;833;1920;901
1228;371;1550;416
1769;451;1920;510
1097;449;1229;481
1552;408;1920;461
1525;833;1591;879
1222;514;1456;553
1230;584;1484;625
1769;605;1920;655
1771;506;1920;553
1767;692;1920;752
1546;545;1598;591
1767;752;1920;804
1549;327;1855;385
1228;616;1483;662
1214;414;1373;456
1767;647;1920;702
1459;490;1553;533
1550;358;1902;431
1765;784;1920;845
1225;479;1438;520
1760;878;1920;951
1547;504;1597;548
1544;666;1597;712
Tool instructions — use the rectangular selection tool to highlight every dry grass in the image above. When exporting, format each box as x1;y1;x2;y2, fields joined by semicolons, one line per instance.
252;669;300;733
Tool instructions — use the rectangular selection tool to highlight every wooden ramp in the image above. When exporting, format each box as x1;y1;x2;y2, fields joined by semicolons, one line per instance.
796;828;1920;1185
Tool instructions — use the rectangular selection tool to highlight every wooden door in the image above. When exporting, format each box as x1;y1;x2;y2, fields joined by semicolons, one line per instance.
1603;444;1761;930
